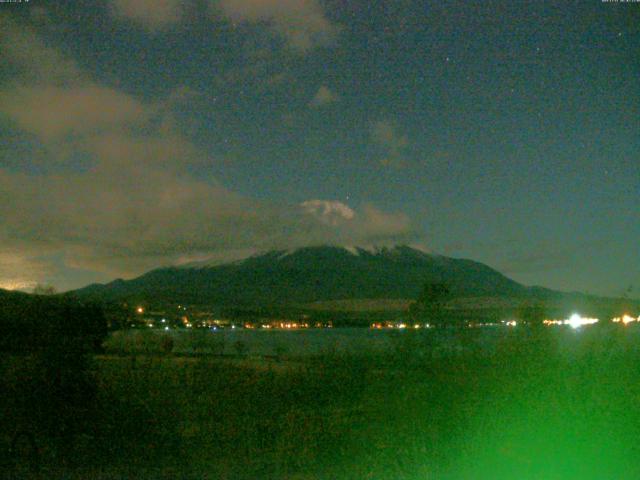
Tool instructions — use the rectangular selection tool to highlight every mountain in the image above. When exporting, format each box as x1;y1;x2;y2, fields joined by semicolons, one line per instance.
71;245;554;307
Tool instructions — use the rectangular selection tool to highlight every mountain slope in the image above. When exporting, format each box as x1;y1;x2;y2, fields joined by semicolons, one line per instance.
71;245;535;306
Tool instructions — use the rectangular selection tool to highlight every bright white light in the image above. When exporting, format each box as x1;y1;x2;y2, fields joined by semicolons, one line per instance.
566;313;598;329
568;314;582;329
505;320;517;327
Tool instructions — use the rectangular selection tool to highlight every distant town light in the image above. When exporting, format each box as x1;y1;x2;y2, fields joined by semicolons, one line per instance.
612;314;637;325
543;319;563;326
567;313;598;329
543;314;598;328
136;307;144;314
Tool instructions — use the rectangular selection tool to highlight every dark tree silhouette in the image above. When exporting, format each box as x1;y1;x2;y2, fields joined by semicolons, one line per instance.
0;294;108;467
517;302;546;325
32;284;57;296
0;295;107;353
409;282;451;325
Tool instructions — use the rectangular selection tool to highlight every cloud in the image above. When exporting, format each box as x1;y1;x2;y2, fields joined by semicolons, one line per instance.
0;250;53;291
107;0;338;50
0;17;413;289
1;85;151;141
111;0;183;30
0;16;82;85
309;85;338;107
0;166;275;267
215;0;339;51
0;162;414;283
299;200;413;244
370;120;410;168
300;200;355;226
358;204;412;240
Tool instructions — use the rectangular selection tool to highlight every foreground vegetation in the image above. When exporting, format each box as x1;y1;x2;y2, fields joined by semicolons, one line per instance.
2;325;640;479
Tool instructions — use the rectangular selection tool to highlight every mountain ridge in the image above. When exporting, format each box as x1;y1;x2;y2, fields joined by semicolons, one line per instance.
70;245;547;306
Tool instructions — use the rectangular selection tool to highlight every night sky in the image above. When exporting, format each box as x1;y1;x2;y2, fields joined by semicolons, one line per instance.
0;0;638;296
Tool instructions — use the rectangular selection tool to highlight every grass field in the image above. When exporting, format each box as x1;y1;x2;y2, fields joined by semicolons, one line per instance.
2;325;640;479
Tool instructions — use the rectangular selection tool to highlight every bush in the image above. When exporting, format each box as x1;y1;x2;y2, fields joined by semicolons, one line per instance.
0;295;107;353
161;335;174;354
0;296;107;470
234;340;248;356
